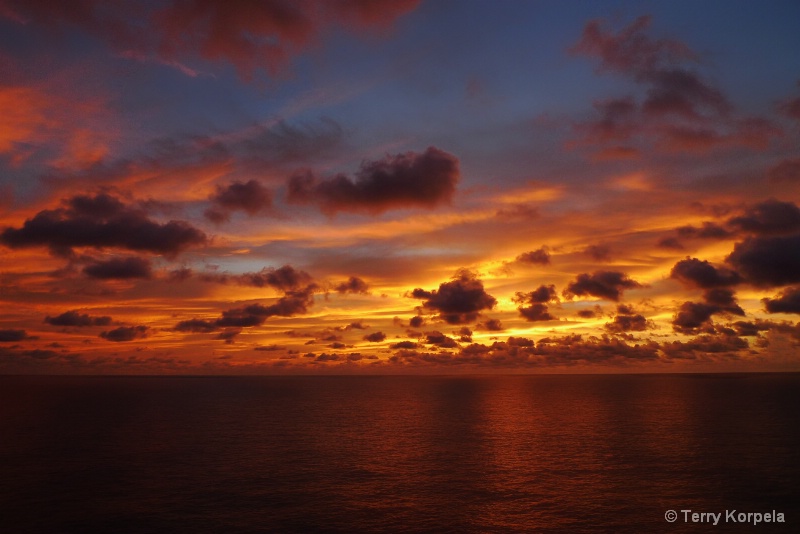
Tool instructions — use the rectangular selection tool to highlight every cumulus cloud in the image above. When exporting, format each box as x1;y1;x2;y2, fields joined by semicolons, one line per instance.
45;310;112;327
410;269;497;324
763;287;800;314
563;271;642;301
0;193;206;257
726;234;800;287
675;222;732;240
670;257;741;288
99;325;148;342
515;247;550;265
199;264;315;290
204;180;272;223
334;276;369;294
363;331;386;343
287;146;459;215
513;285;558;322
175;285;317;332
727;199;800;235
82;256;153;280
0;329;30;342
605;304;653;333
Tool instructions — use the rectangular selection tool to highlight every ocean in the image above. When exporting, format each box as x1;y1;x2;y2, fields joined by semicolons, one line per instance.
1;374;797;532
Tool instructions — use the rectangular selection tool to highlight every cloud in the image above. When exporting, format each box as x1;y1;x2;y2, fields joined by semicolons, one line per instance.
153;0;420;78
726;234;800;287
660;333;748;359
476;318;504;331
605;305;653;333
82;256;153;279
204;180;272;223
334;276;369;294
515;247;550;265
45;310;112;327
0;193;206;257
675;222;732;240
99;325;148;342
584;244;611;262
287;146;459;215
570;16;780;156
671;292;743;336
199;264;315;290
670;257;741;288
2;0;420;80
175;284;317;332
423;331;459;348
727;199;800;236
763;287;800;314
563;271;642;301
513;285;558;322
0;329;29;342
363;331;386;342
410;269;497;324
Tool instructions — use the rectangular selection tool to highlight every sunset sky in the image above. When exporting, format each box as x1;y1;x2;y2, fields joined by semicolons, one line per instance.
2;0;800;374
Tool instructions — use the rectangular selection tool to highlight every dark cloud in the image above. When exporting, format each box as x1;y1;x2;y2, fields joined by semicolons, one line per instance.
657;237;684;250
175;285;317;332
424;331;459;348
173;318;218;333
0;329;29;342
45;310;112;327
584;244;611;262
99;325;148;342
409;315;425;328
83;256;153;280
205;180;272;223
670;257;742;288
672;301;719;334
216;329;240;344
287;147;459;215
563;271;642;301
661;333;748;359
676;222;732;240
517;303;555;322
334;276;369;294
605;305;652;333
515;247;550;265
390;340;418;350
726;234;800;287
410;269;496;324
199;264;315;290
476;318;504;331
363;331;386;343
703;288;744;315
763;287;800;314
0;193;206;257
513;285;558;322
727;199;800;236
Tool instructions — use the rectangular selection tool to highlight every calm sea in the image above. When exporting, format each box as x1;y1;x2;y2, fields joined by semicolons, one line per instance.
0;374;797;533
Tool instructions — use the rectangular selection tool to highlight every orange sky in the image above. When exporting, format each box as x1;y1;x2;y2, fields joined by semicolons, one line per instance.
2;1;800;373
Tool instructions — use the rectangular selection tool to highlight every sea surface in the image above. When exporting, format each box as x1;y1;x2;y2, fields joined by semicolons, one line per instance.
0;374;798;533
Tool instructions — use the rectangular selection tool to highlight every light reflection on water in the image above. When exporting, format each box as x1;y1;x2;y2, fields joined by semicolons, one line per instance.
0;374;797;532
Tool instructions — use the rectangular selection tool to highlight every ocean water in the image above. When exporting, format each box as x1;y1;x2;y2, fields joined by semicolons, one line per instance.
0;374;797;533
